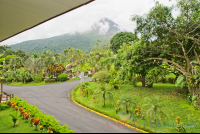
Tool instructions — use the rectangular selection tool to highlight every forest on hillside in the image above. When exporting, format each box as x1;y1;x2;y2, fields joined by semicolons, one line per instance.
10;30;113;54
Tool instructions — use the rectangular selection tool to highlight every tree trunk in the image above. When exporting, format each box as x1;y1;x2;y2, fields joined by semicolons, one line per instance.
141;75;145;87
147;83;153;88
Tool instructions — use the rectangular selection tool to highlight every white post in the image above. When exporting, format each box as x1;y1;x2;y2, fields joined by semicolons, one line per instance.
80;71;84;83
114;55;116;64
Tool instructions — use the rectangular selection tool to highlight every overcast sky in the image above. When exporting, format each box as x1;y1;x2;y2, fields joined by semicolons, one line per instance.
0;0;177;46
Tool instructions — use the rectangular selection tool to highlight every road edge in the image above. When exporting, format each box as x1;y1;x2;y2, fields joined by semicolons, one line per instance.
71;90;148;133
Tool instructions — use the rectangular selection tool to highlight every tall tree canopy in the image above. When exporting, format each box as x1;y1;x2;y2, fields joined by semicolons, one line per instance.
110;32;138;54
132;0;200;106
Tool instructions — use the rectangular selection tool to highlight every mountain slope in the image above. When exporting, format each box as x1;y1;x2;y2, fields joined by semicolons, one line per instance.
10;17;124;54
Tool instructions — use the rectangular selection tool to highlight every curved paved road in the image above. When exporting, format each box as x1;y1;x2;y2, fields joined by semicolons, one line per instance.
3;78;141;133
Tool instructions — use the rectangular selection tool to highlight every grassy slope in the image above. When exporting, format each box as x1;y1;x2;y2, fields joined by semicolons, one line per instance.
73;82;200;133
0;108;48;133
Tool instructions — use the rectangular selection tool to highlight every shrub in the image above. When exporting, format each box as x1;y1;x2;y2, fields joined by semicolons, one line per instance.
92;71;111;83
6;77;13;83
124;79;130;84
10;96;74;133
58;74;68;82
161;77;166;83
168;77;175;84
135;75;141;82
0;102;9;110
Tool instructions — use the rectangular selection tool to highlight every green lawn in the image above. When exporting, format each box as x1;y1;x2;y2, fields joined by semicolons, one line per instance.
73;82;200;133
0;108;48;133
6;77;81;86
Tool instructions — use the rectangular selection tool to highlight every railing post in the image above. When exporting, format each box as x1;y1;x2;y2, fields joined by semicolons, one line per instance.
10;94;11;100
6;94;8;101
12;94;14;98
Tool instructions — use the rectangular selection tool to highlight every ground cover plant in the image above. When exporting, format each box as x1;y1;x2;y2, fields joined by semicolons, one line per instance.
73;82;200;133
3;97;74;133
0;102;48;133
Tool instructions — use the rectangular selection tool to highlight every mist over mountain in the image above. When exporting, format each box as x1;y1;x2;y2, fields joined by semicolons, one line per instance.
11;17;126;54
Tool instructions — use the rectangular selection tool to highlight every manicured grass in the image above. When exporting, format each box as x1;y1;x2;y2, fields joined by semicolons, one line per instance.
7;81;61;86
0;108;48;133
73;82;200;133
67;77;80;82
6;78;81;86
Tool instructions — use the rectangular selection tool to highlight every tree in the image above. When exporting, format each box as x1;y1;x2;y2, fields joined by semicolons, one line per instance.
24;57;43;75
116;40;160;87
131;0;200;105
118;95;137;114
0;54;17;75
143;96;168;123
95;83;113;107
41;50;57;78
10;112;20;127
19;69;32;84
110;32;138;53
52;63;65;81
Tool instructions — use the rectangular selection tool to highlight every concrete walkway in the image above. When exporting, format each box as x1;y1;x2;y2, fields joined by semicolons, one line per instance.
3;78;141;133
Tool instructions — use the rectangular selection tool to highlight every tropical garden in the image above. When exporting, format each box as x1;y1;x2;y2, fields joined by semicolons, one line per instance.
0;0;200;133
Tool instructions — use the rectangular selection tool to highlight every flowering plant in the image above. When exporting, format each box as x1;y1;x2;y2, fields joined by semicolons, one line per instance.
30;117;34;124
14;106;18;111
33;118;40;129
24;112;30;121
47;126;53;133
19;107;23;112
109;79;118;89
134;106;142;115
7;101;11;106
20;110;25;117
39;125;44;131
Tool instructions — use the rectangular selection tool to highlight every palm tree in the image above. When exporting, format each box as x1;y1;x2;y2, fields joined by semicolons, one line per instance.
10;112;20;127
24;57;43;75
41;50;57;78
95;83;113;107
81;82;92;98
20;69;31;84
142;96;168;123
118;95;137;114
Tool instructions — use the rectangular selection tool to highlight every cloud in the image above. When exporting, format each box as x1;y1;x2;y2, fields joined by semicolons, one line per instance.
0;0;177;46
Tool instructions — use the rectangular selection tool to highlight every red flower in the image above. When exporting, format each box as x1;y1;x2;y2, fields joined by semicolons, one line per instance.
117;85;118;87
115;81;116;83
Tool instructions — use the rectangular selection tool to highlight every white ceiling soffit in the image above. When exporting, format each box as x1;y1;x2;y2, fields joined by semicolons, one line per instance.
0;0;94;42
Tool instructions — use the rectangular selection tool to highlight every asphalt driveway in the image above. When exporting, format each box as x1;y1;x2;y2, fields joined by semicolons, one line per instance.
3;78;141;133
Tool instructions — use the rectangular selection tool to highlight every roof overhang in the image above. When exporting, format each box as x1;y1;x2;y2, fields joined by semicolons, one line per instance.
0;0;94;43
